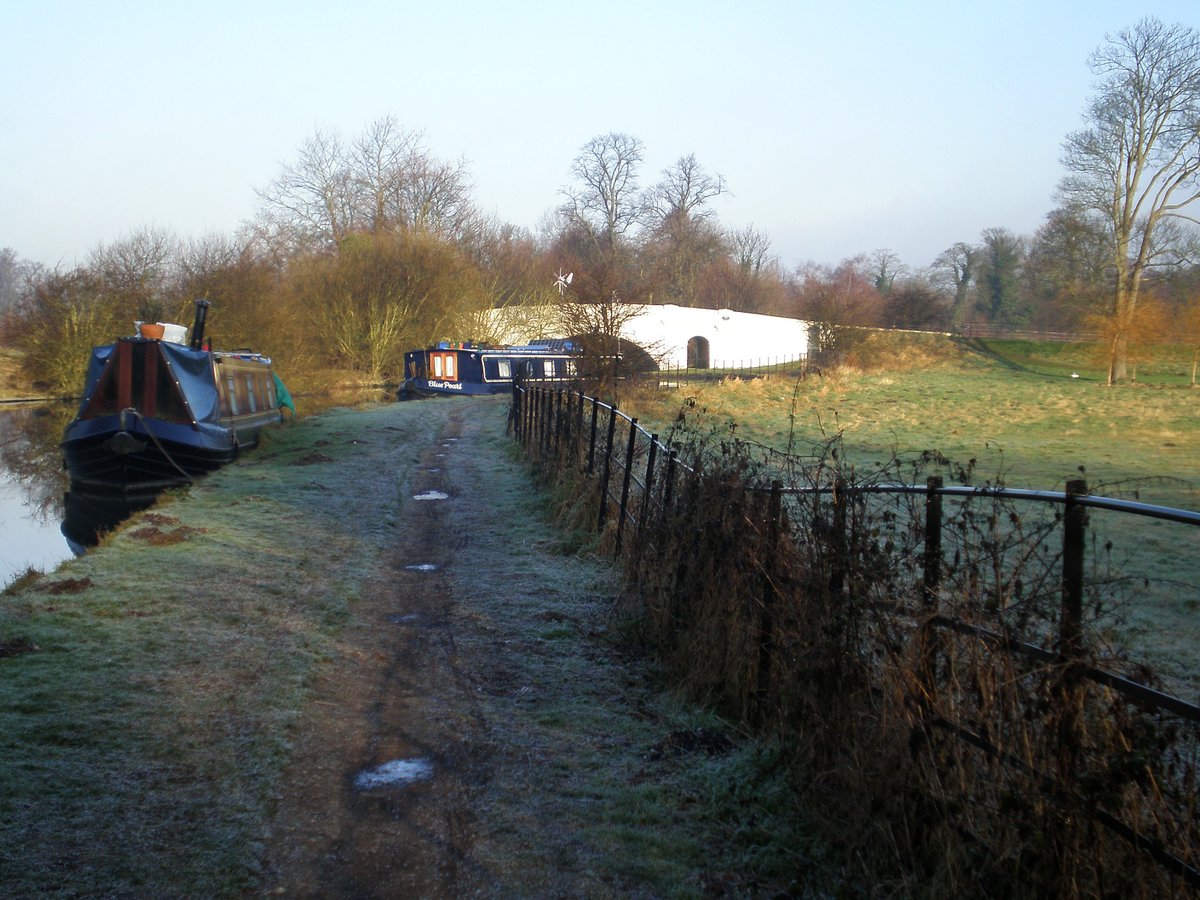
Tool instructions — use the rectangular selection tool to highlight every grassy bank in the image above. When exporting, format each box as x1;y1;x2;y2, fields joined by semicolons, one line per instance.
0;399;834;896
624;333;1200;692
0;403;429;894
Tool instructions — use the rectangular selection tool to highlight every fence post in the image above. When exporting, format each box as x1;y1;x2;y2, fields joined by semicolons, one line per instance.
531;387;540;453
1055;477;1089;891
523;386;532;448
918;475;944;708
829;477;848;598
587;397;600;475
1060;478;1088;658
662;448;678;515
756;481;783;722
546;389;558;457
922;476;944;608
576;390;586;468
597;403;618;531
509;383;520;437
634;435;659;562
615;417;639;556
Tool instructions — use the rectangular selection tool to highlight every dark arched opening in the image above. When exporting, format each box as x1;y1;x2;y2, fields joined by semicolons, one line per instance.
568;334;659;378
687;335;710;369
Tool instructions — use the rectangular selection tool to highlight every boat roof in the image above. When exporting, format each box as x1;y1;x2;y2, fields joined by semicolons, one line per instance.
418;339;576;354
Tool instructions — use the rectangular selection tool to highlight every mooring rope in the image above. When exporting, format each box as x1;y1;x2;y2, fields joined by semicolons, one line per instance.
124;407;196;484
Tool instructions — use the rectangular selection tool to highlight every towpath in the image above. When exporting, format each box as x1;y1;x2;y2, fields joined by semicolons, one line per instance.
255;397;795;896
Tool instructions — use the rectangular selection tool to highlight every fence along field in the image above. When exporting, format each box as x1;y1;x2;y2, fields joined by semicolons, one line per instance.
511;383;1199;897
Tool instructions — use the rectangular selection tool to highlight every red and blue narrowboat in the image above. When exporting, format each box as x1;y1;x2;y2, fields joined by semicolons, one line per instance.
398;340;579;399
61;299;293;492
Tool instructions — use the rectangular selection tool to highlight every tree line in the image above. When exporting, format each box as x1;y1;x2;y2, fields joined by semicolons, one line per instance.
1;17;1197;392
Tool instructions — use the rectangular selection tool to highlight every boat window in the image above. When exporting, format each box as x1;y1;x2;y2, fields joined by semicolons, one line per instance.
430;351;457;380
497;359;511;378
566;359;577;376
227;376;240;415
246;375;257;412
266;375;277;409
543;359;555;378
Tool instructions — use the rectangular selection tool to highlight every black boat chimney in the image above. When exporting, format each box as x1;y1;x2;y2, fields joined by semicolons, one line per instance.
189;299;212;350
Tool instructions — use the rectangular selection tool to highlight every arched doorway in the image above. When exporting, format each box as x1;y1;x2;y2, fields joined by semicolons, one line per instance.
687;335;710;369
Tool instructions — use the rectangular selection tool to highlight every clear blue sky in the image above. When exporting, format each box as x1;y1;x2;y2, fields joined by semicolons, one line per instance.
2;0;1197;274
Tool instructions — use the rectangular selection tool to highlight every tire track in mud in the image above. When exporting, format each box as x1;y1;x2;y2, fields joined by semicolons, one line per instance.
262;403;491;897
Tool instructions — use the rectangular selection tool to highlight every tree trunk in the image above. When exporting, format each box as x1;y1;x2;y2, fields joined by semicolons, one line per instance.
1107;333;1128;385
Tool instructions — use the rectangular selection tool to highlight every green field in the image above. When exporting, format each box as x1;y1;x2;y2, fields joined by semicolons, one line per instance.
625;333;1200;695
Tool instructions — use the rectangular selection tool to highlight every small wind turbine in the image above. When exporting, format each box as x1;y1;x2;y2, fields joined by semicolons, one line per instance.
555;269;574;297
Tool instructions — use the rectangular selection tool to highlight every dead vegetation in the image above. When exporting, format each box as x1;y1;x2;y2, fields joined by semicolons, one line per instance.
520;384;1200;898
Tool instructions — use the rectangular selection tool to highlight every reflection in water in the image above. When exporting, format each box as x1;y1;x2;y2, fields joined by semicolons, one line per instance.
61;485;162;553
0;404;73;583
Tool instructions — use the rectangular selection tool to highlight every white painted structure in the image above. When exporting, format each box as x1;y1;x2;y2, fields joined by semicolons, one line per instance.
487;304;808;369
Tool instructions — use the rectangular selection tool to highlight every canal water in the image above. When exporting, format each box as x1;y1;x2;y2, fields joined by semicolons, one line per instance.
0;404;75;587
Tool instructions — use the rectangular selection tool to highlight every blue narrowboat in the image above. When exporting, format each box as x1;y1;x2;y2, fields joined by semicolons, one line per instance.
61;300;293;492
398;340;579;399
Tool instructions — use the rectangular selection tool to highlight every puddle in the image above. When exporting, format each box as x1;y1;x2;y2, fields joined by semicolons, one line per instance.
353;757;434;790
389;613;420;624
412;490;449;501
404;563;440;572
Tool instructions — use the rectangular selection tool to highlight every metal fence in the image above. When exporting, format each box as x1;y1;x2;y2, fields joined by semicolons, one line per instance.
511;382;1200;892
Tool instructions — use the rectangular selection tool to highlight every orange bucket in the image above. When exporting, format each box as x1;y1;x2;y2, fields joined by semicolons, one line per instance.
139;323;165;340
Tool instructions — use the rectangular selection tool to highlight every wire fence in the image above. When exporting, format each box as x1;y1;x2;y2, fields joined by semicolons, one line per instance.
511;382;1200;896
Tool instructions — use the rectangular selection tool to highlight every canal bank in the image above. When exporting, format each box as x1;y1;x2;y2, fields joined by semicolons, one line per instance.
0;397;832;896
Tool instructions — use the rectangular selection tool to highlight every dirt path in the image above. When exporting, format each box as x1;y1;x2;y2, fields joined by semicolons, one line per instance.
261;403;491;896
252;397;818;898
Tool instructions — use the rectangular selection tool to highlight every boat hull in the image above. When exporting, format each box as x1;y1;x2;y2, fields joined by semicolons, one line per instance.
62;412;279;492
62;333;285;491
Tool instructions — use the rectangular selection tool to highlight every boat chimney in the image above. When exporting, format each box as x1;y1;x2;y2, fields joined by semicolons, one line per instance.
189;299;212;350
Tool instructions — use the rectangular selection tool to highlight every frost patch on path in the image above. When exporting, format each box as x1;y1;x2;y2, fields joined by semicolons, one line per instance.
404;563;440;572
353;757;435;790
412;490;449;501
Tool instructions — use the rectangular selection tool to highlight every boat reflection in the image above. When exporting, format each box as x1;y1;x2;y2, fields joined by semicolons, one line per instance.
61;484;163;554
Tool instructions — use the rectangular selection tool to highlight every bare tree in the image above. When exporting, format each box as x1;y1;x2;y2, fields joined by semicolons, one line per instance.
254;118;476;254
645;154;725;236
1059;17;1200;383
0;247;30;317
729;225;775;278
255;128;357;252
352;116;422;234
562;133;645;253
932;242;977;329
88;227;183;323
869;248;906;295
641;154;727;306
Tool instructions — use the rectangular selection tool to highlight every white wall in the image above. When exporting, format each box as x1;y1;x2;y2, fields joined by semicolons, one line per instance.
487;304;808;369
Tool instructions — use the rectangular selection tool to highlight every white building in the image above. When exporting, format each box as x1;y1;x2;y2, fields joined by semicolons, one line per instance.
487;304;808;370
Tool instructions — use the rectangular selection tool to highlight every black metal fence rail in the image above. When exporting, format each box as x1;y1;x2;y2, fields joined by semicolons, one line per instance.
637;355;809;387
511;383;1200;891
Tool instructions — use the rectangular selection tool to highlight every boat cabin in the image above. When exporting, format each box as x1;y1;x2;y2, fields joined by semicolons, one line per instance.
400;340;579;397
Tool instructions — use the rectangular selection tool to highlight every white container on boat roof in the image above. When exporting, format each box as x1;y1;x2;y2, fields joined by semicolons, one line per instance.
159;323;187;343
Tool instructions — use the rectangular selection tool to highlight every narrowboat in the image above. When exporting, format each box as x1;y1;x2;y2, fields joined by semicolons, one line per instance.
61;299;293;492
398;340;579;399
